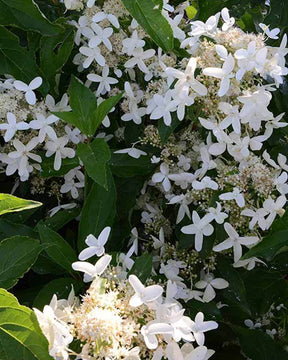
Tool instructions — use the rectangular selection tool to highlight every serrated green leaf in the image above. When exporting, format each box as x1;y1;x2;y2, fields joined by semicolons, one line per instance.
121;0;174;51
77;139;111;189
0;0;61;35
0;289;52;360
78;168;116;251
0;236;42;289
0;193;42;216
37;222;77;273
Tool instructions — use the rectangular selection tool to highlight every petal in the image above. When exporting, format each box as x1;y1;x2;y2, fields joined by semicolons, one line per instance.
29;77;42;90
25;90;36;105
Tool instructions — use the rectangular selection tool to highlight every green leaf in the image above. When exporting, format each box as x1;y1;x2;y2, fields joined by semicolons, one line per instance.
54;76;98;136
158;113;181;143
37;222;77;273
242;230;288;261
94;92;123;127
0;27;42;84
233;326;288;360
40;23;75;93
243;268;288;315
264;0;288;34
0;193;42;216
77;139;111;189
0;289;52;360
0;218;37;241
110;153;155;177
0;0;60;35
217;257;250;316
33;278;82;310
128;253;152;283
43;207;80;232
40;155;79;177
186;5;198;19
121;0;174;51
78;168;116;251
0;236;42;289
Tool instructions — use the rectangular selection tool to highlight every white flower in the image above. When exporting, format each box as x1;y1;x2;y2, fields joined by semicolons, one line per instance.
159;260;185;281
0;112;29;142
64;0;82;10
168;194;192;224
60;167;84;200
114;147;147;159
163;12;185;41
124;48;156;74
219;187;245;208
190;14;220;37
195;272;229;303
149;90;177;126
87;66;118;96
151;227;166;257
33;304;73;360
141;322;173;350
119;243;136;271
274;172;288;195
213;223;259;263
92;11;120;29
13;76;42;105
79;45;105;68
65;125;83;144
45;137;75;171
218;102;241;134
29;114;58;143
259;23;280;39
233;257;265;271
166;342;214;360
151;156;161;164
129;274;163;307
48;203;76;217
234;41;258;80
78;227;111;261
241;208;268;230
89;23;113;51
190;312;218;346
192;176;218;191
238;89;273;131
152;163;175;192
72;254;112;282
263;195;286;228
122;30;145;55
166;57;207;97
203;54;235;96
207;202;228;224
181;211;214;251
8;138;41;180
45;94;71;112
221;7;235;31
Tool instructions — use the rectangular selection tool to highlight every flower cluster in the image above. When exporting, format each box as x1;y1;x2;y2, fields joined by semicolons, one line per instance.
35;227;218;360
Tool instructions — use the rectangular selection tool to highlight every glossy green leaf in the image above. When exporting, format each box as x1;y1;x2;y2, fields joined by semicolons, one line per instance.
0;236;42;289
0;289;52;360
78;168;116;251
121;0;174;51
94;92;123;128
77;138;111;189
0;193;42;216
43;207;80;232
0;218;37;241
37;222;77;273
0;0;60;35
